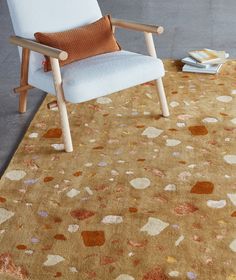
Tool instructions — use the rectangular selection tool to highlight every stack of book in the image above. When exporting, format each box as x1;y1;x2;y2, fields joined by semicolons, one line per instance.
182;49;229;74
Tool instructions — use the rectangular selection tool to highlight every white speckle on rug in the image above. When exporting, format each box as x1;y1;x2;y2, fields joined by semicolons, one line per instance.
224;155;236;164
170;101;180;108
178;114;192;120
231;118;236;124
0;208;15;225
227;194;236;206
130;178;151;189
68;224;80;233
69;267;78;273
229;239;236;252
101;215;123;224
202;117;218;123
85;187;93;195
51;144;64;151
96;97;112;104
115;275;135;280
140;217;169;236
66;189;80;198
207;200;226;209
43;255;65;266
175;235;185;246
178;171;191;181
166;139;181;147
164;184;177;192
168;271;180;277
142;127;163;139
216;96;233;103
29;132;39;138
84;163;93;167
176;122;186;128
5;170;26;181
25;250;34;255
111;170;119;176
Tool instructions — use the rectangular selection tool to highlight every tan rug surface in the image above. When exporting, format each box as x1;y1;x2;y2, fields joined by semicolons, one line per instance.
0;60;236;280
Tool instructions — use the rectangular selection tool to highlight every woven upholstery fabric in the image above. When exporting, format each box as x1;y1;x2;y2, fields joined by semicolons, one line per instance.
29;51;165;103
34;15;121;71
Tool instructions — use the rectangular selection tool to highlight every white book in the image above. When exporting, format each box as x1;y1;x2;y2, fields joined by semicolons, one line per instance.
182;57;208;68
182;63;223;74
188;49;229;65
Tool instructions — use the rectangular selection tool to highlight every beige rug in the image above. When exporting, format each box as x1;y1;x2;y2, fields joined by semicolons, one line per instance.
0;60;236;280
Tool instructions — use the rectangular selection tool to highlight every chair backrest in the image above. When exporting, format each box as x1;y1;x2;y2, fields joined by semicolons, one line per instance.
7;0;102;71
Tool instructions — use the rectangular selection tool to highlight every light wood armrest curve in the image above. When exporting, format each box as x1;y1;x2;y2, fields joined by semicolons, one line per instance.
111;18;164;34
9;36;68;61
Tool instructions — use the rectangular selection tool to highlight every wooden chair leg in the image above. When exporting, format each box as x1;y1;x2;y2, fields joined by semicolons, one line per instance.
50;57;73;153
155;78;170;117
19;91;28;113
144;32;170;117
19;48;30;113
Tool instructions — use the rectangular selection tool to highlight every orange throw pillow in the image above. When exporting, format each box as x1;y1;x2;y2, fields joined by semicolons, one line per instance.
34;15;121;72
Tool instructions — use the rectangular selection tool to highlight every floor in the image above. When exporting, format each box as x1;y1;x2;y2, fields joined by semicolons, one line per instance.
0;0;236;176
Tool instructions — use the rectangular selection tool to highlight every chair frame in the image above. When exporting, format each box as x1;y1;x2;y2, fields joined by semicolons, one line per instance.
9;18;170;153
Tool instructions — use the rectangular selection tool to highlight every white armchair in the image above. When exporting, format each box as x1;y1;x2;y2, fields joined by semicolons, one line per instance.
7;0;170;152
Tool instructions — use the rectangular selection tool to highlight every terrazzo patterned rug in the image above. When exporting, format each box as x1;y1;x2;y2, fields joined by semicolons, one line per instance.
0;60;236;280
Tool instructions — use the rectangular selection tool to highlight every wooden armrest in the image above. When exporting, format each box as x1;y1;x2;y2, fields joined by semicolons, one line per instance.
9;36;68;61
111;18;164;34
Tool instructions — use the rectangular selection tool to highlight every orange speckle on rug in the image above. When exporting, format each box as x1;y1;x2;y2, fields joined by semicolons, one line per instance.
100;256;115;265
43;128;62;138
142;266;169;280
0;253;29;279
142;81;155;86
136;125;145;128
128;239;147;248
16;245;27;250
81;231;105;247
53;217;62;223
174;202;199;215
54;234;67;241
43;224;52;230
188;125;208;135
70;209;95;220
191;181;214;194
220;112;229;116
129;207;138;213
44;177;54;183
231;211;236;217
54;272;62;278
93;146;104;150
133;259;141;266
0;197;6;203
73;171;82;177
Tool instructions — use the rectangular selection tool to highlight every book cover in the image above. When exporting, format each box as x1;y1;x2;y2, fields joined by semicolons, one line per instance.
188;49;227;64
181;57;208;68
182;63;223;74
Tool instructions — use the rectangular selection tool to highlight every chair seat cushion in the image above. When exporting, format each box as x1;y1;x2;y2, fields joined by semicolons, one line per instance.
29;50;165;103
34;15;121;72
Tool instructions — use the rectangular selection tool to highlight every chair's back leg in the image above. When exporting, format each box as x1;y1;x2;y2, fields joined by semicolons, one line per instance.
144;32;170;117
50;57;73;152
19;48;30;113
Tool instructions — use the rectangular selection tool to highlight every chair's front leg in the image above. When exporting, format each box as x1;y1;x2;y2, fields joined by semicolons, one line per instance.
155;78;170;117
50;57;73;152
144;32;170;117
19;48;30;113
